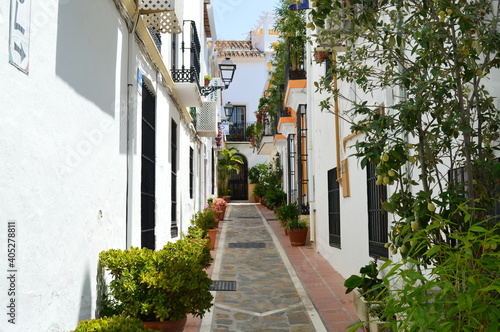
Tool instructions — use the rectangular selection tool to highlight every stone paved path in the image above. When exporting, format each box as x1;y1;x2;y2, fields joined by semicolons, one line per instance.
203;203;326;332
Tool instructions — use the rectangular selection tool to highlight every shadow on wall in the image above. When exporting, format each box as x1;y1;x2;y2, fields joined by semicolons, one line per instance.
95;262;108;318
78;265;92;322
55;0;119;118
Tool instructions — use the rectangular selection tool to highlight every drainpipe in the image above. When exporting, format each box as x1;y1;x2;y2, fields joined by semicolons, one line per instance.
126;2;141;248
333;54;342;183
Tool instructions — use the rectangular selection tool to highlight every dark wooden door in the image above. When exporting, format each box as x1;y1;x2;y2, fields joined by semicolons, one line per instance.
229;154;248;200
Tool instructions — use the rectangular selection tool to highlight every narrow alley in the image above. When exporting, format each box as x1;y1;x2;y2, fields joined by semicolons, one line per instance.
186;203;359;332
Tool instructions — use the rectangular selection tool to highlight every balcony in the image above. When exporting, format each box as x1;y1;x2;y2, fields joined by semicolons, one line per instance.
172;20;202;107
225;122;254;142
284;36;307;93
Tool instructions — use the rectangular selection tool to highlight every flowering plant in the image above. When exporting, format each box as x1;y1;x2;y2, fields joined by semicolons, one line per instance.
204;204;221;212
212;198;227;207
256;106;270;125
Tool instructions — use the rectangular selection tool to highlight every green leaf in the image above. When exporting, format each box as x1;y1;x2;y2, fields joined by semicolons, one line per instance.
470;226;488;233
425;245;441;257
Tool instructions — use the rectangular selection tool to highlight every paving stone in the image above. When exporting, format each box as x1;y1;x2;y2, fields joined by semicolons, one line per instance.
287;311;310;325
207;204;317;331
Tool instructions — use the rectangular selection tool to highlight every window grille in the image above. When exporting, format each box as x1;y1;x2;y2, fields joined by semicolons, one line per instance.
367;162;388;258
189;147;194;199
141;82;156;250
297;104;309;215
328;168;341;248
171;120;178;238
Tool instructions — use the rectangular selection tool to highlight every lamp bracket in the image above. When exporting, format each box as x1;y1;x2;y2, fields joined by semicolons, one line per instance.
200;85;226;96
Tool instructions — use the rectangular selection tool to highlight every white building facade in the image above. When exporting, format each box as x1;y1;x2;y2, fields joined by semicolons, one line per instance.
0;0;221;330
213;12;279;200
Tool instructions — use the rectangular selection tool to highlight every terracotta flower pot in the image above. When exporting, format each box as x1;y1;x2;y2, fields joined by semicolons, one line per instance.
208;228;218;249
216;210;224;220
314;50;329;63
143;317;187;332
280;220;289;235
288;228;308;246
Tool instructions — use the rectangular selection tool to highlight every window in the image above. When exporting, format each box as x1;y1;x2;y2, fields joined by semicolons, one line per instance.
328;168;341;248
189;147;194;199
287;134;297;203
367;162;388;258
448;159;500;226
170;120;178;238
141;82;156;250
297;104;309;215
227;105;247;141
211;149;215;195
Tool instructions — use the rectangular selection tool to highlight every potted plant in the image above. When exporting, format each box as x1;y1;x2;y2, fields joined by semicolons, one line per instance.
313;50;329;63
211;198;227;220
186;225;209;245
74;315;155;332
284;217;309;246
344;260;390;329
264;188;287;211
191;209;218;249
203;75;211;86
275;202;299;235
99;239;213;332
253;183;266;204
217;147;244;200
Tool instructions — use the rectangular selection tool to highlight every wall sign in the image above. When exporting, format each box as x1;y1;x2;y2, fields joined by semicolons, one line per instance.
9;0;32;74
219;122;229;135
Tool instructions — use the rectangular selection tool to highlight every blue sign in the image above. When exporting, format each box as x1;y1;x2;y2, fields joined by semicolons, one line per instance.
288;0;309;10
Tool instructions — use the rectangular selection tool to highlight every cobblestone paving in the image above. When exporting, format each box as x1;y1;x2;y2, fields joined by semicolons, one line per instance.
209;204;317;331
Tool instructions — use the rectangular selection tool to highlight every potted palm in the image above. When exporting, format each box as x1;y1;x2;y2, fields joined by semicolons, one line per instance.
284;217;309;246
99;239;213;332
217;147;244;200
275;202;299;235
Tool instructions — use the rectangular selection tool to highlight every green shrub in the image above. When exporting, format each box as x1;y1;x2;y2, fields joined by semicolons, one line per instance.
275;202;299;222
186;225;207;239
99;239;213;322
284;217;309;230
380;211;500;331
190;209;216;232
249;163;268;184
344;260;387;302
74;315;154;332
253;183;266;198
264;188;287;210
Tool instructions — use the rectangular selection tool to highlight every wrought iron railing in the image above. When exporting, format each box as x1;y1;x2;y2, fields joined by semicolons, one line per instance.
171;21;201;86
226;122;253;142
148;26;162;52
284;36;307;93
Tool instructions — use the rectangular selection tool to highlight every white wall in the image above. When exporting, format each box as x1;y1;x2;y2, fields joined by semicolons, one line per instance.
0;1;128;330
0;0;216;330
222;57;269;122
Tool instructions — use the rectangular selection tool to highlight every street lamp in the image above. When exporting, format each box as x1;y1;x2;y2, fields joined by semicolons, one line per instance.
219;58;237;88
224;102;235;120
200;58;237;96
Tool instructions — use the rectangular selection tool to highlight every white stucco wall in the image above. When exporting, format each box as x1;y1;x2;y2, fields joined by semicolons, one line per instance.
222;57;269;122
0;1;129;330
0;0;216;330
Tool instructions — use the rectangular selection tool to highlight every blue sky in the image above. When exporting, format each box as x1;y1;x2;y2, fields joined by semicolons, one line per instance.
211;0;280;40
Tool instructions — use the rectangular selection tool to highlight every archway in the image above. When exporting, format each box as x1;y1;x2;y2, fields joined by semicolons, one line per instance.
229;154;248;200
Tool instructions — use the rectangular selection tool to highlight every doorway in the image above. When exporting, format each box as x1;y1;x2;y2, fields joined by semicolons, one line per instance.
229;154;248;200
